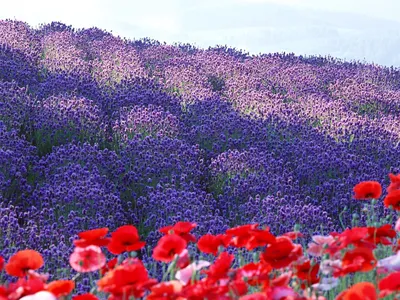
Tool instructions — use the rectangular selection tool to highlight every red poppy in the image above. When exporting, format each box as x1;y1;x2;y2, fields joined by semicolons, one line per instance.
0;256;4;271
336;282;377;300
97;263;157;298
282;231;304;240
226;224;259;248
378;271;400;294
246;229;276;251
327;227;370;255
100;257;118;276
107;225;146;255
159;221;197;243
270;271;292;287
294;260;320;287
46;280;75;298
0;286;7;300
69;245;106;273
366;224;396;245
152;234;187;262
384;190;400;211
147;280;183;300
228;279;248;297
72;293;99;300
202;252;234;283
353;181;382;200
197;234;231;255
260;236;303;269
239;292;268;300
5;250;44;277
180;279;227;299
337;247;377;277
387;173;400;193
72;294;99;300
7;277;45;299
235;262;271;286
74;227;110;248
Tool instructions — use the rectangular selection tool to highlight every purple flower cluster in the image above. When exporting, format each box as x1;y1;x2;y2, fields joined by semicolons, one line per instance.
113;104;182;141
0;123;36;202
0;20;399;291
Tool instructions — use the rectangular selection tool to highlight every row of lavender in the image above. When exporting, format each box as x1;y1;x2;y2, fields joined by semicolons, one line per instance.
0;20;399;291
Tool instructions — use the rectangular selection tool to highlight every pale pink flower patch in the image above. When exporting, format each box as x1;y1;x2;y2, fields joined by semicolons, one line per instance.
175;260;211;285
20;291;57;300
307;235;335;257
377;250;400;273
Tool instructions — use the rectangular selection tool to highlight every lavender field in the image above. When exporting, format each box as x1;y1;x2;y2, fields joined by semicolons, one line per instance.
0;20;399;295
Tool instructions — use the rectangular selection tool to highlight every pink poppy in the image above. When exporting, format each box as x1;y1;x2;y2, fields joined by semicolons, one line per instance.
319;259;342;276
377;250;400;273
395;217;400;232
20;291;57;300
307;235;335;257
311;277;339;291
175;260;211;285
267;286;297;300
69;246;106;273
176;249;190;269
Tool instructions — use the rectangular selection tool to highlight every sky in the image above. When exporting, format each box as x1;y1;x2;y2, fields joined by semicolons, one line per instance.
1;0;400;67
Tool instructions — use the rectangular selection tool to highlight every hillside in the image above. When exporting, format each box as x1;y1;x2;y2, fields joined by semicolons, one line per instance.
0;20;399;296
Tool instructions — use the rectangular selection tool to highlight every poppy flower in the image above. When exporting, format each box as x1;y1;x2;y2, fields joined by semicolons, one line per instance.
69;245;106;273
7;277;45;299
74;227;110;248
307;235;336;257
152;234;187;263
202;252;234;283
27;270;49;283
377;250;400;273
97;263;157;299
239;292;268;300
197;234;231;256
107;225;146;255
294;259;320;286
336;282;377;300
353;181;382;200
228;279;248;297
175;260;211;285
327;227;370;255
378;271;400;294
234;262;271;286
159;221;197;243
180;279;226;299
72;293;99;300
282;231;304;240
100;257;118;276
226;224;259;248
337;247;377;276
271;271;292;287
384;190;400;211
246;229;276;251
387;173;400;193
261;236;303;269
20;291;57;300
0;256;4;271
311;277;339;292
366;224;396;245
395;217;400;231
46;280;75;298
265;286;298;300
147;281;183;300
6;250;44;277
176;249;190;269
